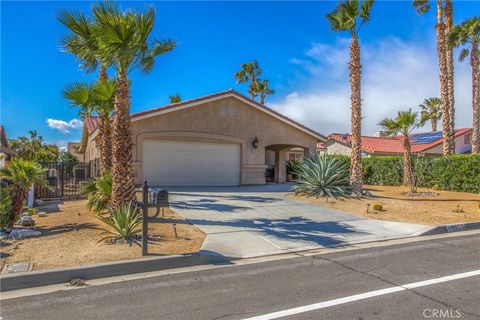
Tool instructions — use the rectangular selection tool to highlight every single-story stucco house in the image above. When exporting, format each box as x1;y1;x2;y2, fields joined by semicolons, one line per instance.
78;89;327;186
320;128;473;156
0;126;16;168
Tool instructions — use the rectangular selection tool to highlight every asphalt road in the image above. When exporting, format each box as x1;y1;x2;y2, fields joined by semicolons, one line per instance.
1;233;479;320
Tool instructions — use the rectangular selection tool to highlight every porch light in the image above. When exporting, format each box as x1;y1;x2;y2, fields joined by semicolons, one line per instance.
252;137;259;149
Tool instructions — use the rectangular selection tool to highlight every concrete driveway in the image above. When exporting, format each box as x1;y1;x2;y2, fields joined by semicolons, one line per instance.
168;184;433;258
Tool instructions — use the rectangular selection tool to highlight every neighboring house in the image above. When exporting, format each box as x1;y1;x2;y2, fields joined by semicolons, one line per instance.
78;89;327;186
67;142;83;161
0;126;16;168
322;128;473;156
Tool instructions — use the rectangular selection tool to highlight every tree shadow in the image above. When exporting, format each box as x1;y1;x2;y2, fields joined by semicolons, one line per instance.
172;198;250;213
163;216;369;248
170;192;282;204
34;223;101;236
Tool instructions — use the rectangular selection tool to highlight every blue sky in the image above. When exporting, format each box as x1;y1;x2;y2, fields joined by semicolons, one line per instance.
1;1;478;147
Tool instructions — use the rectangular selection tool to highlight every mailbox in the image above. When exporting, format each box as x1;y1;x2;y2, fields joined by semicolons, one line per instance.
152;189;169;208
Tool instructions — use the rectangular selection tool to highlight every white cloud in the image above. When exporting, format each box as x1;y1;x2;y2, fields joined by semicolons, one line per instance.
269;37;472;136
47;118;83;134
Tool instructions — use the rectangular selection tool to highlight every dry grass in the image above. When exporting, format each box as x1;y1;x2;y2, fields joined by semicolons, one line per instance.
0;200;205;271
292;185;480;226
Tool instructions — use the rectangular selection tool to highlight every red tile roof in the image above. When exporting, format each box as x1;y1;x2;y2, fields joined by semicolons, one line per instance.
328;128;472;154
84;116;101;135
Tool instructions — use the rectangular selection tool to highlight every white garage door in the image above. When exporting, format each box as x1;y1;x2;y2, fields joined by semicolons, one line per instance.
143;140;241;186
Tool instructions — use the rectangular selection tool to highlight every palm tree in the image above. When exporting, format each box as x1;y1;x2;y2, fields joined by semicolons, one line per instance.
419;97;442;131
92;2;176;207
444;0;455;152
326;0;374;197
63;79;115;173
379;109;428;193
234;60;262;101
449;17;480;154
413;0;453;155
257;79;275;105
58;9;110;80
0;159;47;226
169;94;182;103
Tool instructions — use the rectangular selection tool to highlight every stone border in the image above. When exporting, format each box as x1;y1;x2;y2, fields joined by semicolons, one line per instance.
0;253;232;292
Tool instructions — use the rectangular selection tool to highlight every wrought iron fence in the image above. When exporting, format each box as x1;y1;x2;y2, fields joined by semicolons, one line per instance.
35;160;101;199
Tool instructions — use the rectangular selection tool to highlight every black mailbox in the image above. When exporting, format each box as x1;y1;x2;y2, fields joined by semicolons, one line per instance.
153;190;169;208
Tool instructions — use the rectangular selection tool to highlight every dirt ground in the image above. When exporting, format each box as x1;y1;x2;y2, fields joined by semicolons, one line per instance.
0;200;205;271
292;185;480;226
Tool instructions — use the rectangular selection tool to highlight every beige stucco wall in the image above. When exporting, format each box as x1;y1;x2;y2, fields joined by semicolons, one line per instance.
84;137;99;163
131;97;320;185
326;141;352;155
425;134;472;155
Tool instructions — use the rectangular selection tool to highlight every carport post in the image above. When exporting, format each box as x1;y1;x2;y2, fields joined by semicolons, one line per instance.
142;180;148;256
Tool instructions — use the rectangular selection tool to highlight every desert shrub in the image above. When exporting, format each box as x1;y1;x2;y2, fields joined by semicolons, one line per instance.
82;173;112;213
97;202;142;242
292;153;351;199
362;156;403;186
430;155;480;193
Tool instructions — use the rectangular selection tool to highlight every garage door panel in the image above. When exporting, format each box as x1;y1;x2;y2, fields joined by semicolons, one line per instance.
143;140;241;186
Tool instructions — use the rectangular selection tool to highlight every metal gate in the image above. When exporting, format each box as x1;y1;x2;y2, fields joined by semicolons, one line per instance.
35;160;100;199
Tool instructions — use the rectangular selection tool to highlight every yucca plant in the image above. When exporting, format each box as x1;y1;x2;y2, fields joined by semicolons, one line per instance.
292;153;351;199
97;202;142;242
81;173;112;213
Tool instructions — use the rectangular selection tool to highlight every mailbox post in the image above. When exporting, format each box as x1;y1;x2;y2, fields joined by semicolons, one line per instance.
141;180;170;256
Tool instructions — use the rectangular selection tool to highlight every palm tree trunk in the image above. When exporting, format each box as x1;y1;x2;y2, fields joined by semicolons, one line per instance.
349;35;363;196
435;0;452;156
10;185;28;225
471;42;480;154
99;66;108;81
402;137;412;187
110;74;135;208
98;116;112;174
444;0;455;153
431;116;438;132
260;94;265;105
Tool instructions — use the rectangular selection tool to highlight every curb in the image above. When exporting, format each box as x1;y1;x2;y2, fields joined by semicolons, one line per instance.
1;222;479;292
0;253;232;292
421;221;480;236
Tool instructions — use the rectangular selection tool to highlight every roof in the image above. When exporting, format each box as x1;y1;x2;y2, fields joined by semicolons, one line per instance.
83;89;327;142
0;126;16;156
327;128;472;154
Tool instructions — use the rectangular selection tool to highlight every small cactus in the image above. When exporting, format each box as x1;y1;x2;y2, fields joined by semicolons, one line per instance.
372;203;383;211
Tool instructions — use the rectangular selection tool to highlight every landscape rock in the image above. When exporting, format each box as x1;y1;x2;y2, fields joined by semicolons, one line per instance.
9;229;42;239
16;216;36;227
37;212;47;217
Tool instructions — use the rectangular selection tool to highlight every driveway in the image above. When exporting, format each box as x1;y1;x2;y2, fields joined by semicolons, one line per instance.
168;184;433;258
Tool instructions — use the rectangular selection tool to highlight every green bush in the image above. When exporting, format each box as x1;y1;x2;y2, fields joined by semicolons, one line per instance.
429;155;480;193
363;156;403;186
323;154;480;193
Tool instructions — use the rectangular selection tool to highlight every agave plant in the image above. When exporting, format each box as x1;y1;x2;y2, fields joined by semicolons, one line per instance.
97;202;142;242
292;153;351;199
81;173;112;213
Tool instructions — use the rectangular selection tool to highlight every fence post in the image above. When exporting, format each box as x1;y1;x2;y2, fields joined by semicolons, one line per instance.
142;180;149;256
60;162;64;198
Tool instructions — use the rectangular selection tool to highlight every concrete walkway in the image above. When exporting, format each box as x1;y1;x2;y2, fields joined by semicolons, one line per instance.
168;184;433;258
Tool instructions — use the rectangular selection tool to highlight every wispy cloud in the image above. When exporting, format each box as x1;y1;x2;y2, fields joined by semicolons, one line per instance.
47;118;83;134
270;37;472;135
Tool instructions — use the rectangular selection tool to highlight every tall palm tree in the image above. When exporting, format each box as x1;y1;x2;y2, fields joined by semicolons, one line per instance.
419;97;442;131
444;0;455;152
63;79;115;173
413;0;453;155
234;60;262;101
379;109;428;193
326;0;374;197
92;2;176;207
0;159;47;226
257;79;275;105
58;9;110;80
449;17;480;154
169;94;182;103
